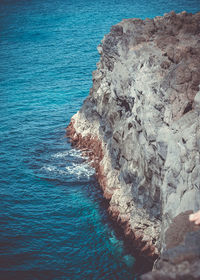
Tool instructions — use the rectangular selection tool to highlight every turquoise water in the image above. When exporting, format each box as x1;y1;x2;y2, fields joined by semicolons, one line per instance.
0;0;199;279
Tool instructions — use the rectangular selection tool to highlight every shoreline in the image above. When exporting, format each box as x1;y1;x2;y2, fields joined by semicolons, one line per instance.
66;11;200;279
67;118;159;262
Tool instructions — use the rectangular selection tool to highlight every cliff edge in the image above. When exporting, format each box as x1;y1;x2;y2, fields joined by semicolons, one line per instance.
67;11;200;278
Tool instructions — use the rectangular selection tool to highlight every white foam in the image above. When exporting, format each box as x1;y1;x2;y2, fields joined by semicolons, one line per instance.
43;149;94;179
41;165;66;175
52;151;70;158
42;165;57;172
65;162;95;178
52;149;84;159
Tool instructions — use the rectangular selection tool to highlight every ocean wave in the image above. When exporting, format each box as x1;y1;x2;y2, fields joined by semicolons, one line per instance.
42;165;57;172
65;162;95;178
52;149;84;159
41;162;95;179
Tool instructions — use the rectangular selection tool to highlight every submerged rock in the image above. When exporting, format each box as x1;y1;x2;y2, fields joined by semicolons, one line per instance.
67;11;200;278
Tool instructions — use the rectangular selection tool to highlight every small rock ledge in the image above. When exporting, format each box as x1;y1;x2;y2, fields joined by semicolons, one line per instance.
67;11;200;278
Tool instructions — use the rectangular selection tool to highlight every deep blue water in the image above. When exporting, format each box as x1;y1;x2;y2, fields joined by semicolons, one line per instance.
0;0;199;279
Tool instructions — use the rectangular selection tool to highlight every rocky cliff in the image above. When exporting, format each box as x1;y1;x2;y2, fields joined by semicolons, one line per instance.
67;11;200;278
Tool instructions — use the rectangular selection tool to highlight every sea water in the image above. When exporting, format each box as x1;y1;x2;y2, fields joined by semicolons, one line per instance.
0;0;199;279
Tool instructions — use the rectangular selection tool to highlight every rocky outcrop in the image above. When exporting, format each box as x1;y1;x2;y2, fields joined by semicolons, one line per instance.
67;11;200;277
141;211;200;279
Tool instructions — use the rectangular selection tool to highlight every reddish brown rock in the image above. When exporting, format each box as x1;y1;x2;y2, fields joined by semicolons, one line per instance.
67;119;158;260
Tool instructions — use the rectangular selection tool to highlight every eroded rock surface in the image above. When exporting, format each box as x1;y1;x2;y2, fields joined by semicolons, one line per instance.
67;11;200;277
141;211;200;279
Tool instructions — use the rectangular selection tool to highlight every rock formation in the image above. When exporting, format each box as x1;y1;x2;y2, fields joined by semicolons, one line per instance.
67;11;200;278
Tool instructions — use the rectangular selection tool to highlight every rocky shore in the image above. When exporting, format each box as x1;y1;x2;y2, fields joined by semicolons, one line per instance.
67;11;200;278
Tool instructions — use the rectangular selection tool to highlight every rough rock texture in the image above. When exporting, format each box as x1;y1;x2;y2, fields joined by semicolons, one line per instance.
67;11;200;277
141;211;200;279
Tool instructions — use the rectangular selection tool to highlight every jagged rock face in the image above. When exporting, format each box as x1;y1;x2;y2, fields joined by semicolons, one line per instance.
141;211;200;280
67;11;200;276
